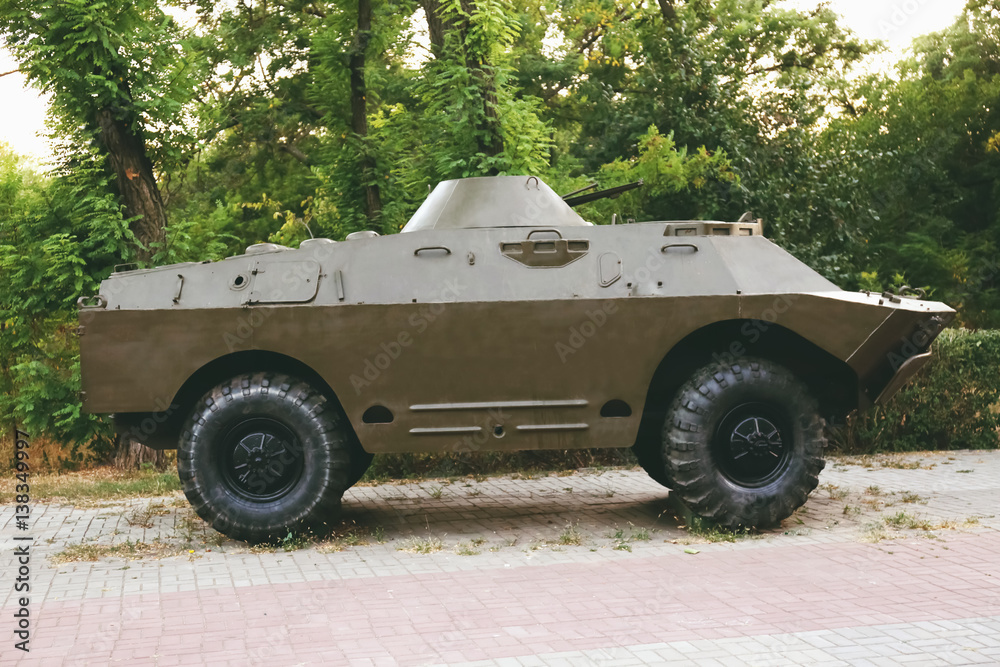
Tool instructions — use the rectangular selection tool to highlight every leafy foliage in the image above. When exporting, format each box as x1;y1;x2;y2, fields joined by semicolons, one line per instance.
1;0;999;458
0;146;125;463
835;329;1000;452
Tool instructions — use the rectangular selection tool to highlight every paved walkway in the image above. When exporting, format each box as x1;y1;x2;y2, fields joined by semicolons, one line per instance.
3;450;999;665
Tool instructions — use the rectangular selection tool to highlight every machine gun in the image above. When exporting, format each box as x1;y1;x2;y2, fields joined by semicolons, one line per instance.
561;179;644;207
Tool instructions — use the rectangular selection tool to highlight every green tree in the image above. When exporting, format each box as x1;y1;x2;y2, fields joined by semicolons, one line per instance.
0;0;199;258
0;145;127;465
817;0;1000;325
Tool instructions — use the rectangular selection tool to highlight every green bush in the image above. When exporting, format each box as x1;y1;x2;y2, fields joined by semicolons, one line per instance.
834;328;1000;453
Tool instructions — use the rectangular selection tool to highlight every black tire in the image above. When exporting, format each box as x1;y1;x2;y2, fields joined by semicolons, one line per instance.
663;358;826;530
178;372;354;543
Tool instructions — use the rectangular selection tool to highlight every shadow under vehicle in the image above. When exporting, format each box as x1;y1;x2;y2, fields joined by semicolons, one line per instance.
78;176;954;542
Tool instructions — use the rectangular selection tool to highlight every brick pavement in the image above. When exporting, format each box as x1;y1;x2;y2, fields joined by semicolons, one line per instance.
2;449;999;665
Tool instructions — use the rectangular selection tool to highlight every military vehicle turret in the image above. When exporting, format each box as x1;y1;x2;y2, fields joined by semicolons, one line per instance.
78;176;954;542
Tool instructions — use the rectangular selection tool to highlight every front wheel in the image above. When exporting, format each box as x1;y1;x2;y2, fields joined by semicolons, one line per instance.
178;373;355;543
662;358;826;530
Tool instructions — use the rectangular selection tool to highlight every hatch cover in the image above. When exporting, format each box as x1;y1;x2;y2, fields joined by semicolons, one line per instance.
246;259;321;304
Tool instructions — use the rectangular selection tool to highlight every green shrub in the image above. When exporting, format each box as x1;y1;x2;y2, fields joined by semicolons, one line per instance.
834;328;1000;453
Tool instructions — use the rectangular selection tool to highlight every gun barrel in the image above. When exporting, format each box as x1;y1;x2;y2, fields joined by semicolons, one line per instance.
563;179;644;207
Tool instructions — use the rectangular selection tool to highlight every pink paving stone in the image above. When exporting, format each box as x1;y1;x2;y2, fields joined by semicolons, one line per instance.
7;531;1000;665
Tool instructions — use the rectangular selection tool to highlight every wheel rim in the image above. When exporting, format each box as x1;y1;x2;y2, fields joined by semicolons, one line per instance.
712;402;792;488
220;418;304;502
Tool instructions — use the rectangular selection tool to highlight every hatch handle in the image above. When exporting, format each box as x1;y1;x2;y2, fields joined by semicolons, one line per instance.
527;229;563;240
76;295;108;310
414;246;452;256
661;243;699;253
172;274;185;304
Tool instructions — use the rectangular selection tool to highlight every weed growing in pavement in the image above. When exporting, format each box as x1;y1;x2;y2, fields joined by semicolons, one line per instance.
606;523;657;549
280;531;314;551
397;536;444;554
861;496;886;509
861;522;889;542
125;502;170;528
883;511;933;530
315;523;384;553
863;511;985;542
820;483;849;500
173;510;209;543
629;523;651;541
427;485;444;499
836;454;934;470
51;538;184;563
558;523;584;546
454;542;480;555
685;517;750;543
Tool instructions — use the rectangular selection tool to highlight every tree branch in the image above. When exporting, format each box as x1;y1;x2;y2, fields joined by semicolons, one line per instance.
278;141;311;165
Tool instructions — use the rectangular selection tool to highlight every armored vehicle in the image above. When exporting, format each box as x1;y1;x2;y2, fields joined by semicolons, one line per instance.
78;176;954;542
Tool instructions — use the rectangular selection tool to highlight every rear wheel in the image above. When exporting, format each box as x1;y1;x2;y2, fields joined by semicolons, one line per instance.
662;358;826;530
178;372;357;543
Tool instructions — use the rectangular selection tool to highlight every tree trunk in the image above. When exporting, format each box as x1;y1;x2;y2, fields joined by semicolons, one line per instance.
95;108;168;261
421;0;446;56
657;0;677;23
94;107;169;469
113;432;167;470
349;0;383;228
421;0;504;166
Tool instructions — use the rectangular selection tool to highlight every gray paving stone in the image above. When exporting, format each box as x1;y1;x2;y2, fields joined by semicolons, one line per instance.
3;450;1000;665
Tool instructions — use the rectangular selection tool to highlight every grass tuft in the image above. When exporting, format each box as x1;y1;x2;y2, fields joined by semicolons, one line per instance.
0;467;181;506
52;538;184;563
558;523;584;546
397;536;444;554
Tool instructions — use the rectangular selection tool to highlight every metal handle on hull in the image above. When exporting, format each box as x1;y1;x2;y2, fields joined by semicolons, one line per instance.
527;229;563;240
414;246;452;256
661;243;699;253
173;274;185;304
